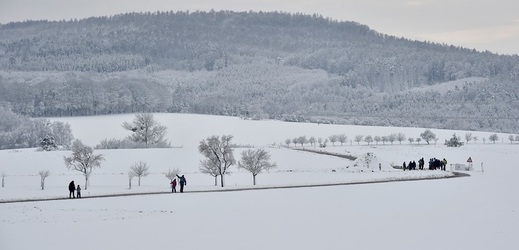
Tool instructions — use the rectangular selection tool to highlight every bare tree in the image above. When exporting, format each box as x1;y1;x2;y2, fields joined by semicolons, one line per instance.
122;113;168;146
397;133;406;144
364;135;373;145
308;136;316;147
329;135;338;146
238;148;277;185
64;140;104;190
508;135;515;143
354;135;363;145
338;134;347;146
164;168;181;182
420;129;436;145
1;172;6;187
298;136;308;147
284;138;291;147
489;134;499;143
416;138;422;145
408;137;414;144
388;133;397;144
465;132;473;144
374;136;381;145
381;136;388;145
473;136;479;143
39;170;50;190
130;161;150;186
128;171;135;189
199;159;220;186
198;135;235;187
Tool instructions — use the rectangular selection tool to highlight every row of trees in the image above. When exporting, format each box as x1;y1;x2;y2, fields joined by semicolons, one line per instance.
199;135;277;187
284;130;516;148
60;133;277;190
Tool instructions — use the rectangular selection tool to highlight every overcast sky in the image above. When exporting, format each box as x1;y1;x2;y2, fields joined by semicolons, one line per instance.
1;0;518;55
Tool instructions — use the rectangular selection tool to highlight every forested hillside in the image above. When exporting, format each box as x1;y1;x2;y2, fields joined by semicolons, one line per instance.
0;11;518;132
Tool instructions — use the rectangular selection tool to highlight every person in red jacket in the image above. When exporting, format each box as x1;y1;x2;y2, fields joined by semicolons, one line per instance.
170;178;177;193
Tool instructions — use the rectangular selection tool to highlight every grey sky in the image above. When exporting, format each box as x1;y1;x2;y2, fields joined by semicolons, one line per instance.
1;0;518;55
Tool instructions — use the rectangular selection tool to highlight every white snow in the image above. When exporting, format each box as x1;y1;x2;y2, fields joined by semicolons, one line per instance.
1;113;517;250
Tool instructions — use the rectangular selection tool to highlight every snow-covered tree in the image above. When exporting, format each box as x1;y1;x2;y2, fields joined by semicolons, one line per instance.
40;135;57;151
308;136;316;147
420;129;436;145
285;138;292;147
364;135;373;145
445;133;464;147
130;161;150;186
128;172;135;189
63;140;104;190
238;148;277;185
465;132;473;144
298;136;308;147
388;133;397;144
416;138;422;144
489;134;499;143
329;135;338;146
408;137;414;144
198;135;235;187
397;133;406;144
122;113;168;146
199;159;220;186
338;134;347;146
164;168;181;182
508;135;515;143
354;135;363;145
39;170;50;190
1;172;6;187
374;136;381;145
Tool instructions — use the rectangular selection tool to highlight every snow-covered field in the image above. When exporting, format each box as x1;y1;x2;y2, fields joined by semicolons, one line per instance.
1;114;518;250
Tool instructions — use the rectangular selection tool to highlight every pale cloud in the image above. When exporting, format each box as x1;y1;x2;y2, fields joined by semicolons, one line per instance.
416;21;519;54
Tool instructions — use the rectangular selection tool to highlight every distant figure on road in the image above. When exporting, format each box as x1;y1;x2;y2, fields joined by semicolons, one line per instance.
68;181;75;199
176;174;187;193
77;184;82;198
379;163;381;171
170;178;177;193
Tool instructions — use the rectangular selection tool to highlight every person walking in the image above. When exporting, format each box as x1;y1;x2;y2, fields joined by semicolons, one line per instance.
170;178;177;193
76;184;82;198
68;181;75;199
176;174;187;193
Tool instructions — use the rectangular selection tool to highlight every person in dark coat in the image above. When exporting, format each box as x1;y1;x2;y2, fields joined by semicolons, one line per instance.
68;181;75;198
170;178;177;193
176;174;187;193
76;184;81;198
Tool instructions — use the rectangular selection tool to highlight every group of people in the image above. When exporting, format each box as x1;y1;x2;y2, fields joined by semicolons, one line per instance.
68;181;81;198
170;174;187;193
403;157;447;171
66;174;187;199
